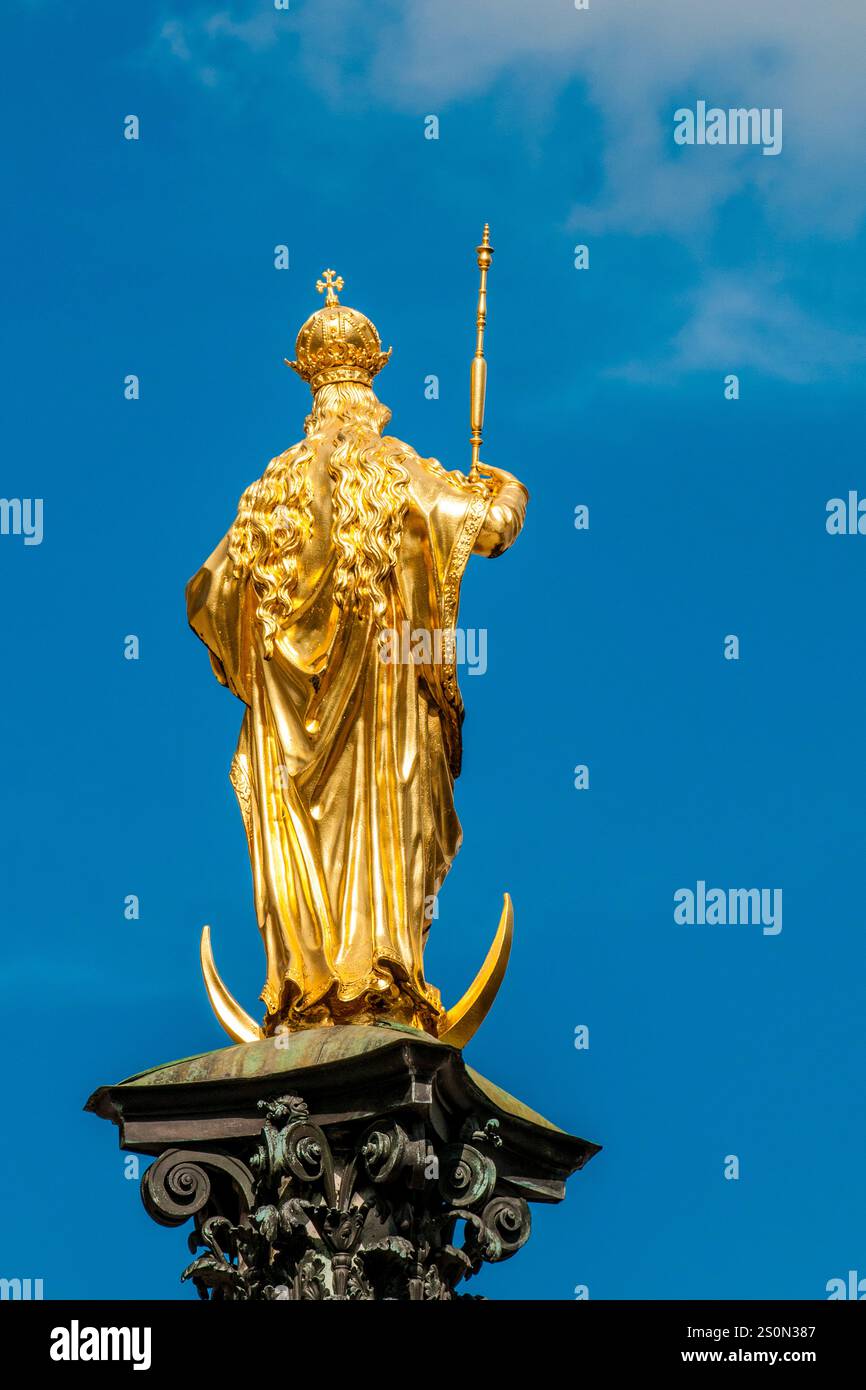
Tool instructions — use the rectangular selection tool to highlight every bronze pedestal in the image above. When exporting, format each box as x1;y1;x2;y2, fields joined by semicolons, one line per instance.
87;1023;599;1301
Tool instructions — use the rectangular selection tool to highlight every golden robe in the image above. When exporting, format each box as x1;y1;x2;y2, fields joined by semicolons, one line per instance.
187;442;526;1033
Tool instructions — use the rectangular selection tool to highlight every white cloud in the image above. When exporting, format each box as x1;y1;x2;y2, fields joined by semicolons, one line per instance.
614;273;866;384
153;1;866;380
355;0;866;240
156;1;866;236
203;9;283;51
157;7;285;88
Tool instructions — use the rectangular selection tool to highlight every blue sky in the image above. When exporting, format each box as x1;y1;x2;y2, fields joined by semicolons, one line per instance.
2;0;865;1299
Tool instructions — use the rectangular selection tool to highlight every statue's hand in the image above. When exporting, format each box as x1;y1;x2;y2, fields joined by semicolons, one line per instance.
472;461;522;492
471;464;529;558
470;460;498;490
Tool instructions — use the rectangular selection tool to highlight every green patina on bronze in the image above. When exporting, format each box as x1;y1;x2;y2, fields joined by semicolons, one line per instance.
87;1023;573;1138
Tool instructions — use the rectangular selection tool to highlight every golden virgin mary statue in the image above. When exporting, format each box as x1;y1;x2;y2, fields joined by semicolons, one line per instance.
187;266;527;1044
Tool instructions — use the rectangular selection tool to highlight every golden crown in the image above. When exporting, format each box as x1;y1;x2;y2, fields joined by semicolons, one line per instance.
285;269;392;393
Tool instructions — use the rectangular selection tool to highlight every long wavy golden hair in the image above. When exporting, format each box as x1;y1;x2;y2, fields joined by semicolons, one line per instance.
228;382;412;657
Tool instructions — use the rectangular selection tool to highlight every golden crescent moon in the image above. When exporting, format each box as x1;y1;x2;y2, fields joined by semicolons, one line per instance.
200;924;263;1044
200;893;513;1050
436;892;513;1049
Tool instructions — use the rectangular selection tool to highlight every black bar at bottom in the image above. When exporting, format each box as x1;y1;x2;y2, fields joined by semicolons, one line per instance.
1;1299;861;1373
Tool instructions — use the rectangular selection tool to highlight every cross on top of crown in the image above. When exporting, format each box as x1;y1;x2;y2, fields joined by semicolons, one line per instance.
316;269;344;305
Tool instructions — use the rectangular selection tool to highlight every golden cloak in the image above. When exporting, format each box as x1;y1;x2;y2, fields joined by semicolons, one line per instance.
187;441;525;1033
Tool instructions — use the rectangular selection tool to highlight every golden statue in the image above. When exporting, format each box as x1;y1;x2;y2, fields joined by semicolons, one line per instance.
187;231;527;1046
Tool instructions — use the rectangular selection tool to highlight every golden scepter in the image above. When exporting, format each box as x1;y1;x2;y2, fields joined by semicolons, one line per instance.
469;223;494;479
